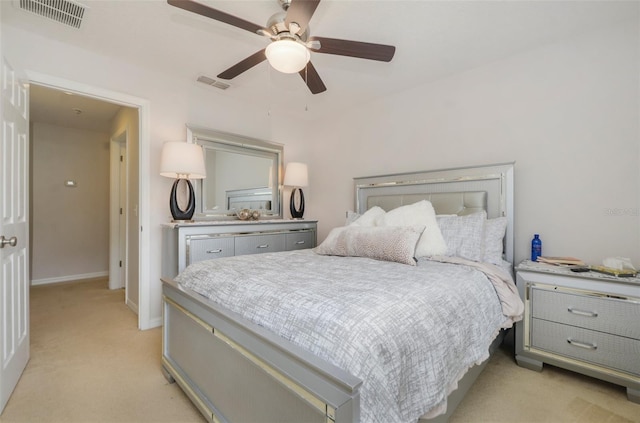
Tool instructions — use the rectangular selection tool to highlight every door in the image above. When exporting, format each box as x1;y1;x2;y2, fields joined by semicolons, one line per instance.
109;133;127;291
0;57;30;412
118;142;127;289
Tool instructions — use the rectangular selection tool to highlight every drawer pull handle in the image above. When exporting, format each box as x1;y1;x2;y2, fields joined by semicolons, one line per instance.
567;307;598;318
206;249;223;254
295;240;305;245
256;244;269;249
567;338;597;350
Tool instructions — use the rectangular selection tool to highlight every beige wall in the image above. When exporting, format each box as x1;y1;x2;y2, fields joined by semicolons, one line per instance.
31;122;110;283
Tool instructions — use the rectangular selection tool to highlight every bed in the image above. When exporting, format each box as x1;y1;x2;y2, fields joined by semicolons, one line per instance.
161;163;522;423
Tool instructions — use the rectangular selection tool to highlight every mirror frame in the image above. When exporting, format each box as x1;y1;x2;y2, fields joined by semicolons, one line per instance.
187;125;284;220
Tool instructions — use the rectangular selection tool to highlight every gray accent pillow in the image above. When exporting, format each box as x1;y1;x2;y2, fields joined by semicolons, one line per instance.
483;217;508;265
314;225;425;266
436;211;486;262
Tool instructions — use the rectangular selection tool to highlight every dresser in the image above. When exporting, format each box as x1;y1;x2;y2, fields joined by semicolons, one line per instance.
162;219;317;279
515;260;640;403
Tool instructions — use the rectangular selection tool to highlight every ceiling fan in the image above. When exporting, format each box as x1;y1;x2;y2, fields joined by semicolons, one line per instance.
167;0;396;94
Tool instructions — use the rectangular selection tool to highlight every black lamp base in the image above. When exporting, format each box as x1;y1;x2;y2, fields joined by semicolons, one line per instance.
169;178;195;221
289;187;305;219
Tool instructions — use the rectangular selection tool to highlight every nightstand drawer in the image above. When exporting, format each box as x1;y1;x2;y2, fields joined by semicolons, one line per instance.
285;231;314;251
188;237;236;265
532;287;640;339
235;234;285;255
531;319;640;376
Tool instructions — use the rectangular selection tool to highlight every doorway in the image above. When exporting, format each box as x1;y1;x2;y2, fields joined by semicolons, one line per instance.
26;72;151;329
30;85;124;287
109;131;128;291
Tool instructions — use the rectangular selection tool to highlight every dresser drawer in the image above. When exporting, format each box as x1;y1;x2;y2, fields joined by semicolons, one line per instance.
532;287;640;339
531;319;640;376
285;231;314;251
188;236;236;265
235;233;285;255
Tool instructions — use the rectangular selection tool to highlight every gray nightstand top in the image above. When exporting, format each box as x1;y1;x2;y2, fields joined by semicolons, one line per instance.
517;260;640;286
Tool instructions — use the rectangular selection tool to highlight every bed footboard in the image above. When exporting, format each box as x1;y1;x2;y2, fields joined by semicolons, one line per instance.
162;278;362;423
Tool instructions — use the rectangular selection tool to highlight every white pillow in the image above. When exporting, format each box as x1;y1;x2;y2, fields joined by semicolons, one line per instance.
345;211;361;226
314;225;425;266
483;216;508;265
349;206;386;227
380;200;447;257
436;211;486;262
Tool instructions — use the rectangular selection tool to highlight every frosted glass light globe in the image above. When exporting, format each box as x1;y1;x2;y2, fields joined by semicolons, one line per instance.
265;39;310;74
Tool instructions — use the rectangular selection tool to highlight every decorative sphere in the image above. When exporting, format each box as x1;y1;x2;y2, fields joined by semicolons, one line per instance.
237;209;251;220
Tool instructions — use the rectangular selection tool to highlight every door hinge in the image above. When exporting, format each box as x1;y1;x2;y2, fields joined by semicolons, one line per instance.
120;208;123;215
120;155;123;162
119;260;122;267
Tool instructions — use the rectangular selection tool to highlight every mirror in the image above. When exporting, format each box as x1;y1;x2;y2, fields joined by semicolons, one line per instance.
187;126;283;220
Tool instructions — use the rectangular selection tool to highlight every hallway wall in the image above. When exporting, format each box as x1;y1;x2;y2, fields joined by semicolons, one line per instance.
31;122;110;284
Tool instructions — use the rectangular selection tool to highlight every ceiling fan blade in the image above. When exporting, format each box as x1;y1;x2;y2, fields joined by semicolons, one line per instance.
310;36;395;62
217;49;267;80
285;0;321;35
167;0;265;35
298;61;326;94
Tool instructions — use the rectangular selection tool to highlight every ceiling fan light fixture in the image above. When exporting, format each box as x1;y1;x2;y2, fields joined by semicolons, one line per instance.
265;39;310;74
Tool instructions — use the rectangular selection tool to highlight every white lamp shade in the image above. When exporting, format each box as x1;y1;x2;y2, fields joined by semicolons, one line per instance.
160;141;206;179
283;162;308;187
265;39;310;74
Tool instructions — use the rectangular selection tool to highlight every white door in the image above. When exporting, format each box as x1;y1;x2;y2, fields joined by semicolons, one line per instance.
118;142;127;289
109;134;127;290
0;57;30;412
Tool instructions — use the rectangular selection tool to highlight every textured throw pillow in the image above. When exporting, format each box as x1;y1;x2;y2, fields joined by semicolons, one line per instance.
380;200;447;257
349;206;386;227
436;211;486;262
314;225;425;265
483;216;508;265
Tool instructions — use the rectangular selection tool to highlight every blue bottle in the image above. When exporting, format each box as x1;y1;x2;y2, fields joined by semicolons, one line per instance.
531;234;542;262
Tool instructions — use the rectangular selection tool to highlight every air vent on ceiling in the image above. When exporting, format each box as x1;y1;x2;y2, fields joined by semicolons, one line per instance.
197;75;230;90
16;0;88;29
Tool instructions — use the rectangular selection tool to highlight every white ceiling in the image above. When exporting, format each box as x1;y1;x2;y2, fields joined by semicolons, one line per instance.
29;84;123;132
3;0;637;124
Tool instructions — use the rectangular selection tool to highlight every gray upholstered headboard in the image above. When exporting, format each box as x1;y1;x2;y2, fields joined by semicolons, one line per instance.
366;191;487;216
354;163;515;263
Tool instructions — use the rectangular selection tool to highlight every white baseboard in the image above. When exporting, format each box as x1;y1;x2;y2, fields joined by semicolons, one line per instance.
126;297;139;315
145;316;162;330
31;271;109;286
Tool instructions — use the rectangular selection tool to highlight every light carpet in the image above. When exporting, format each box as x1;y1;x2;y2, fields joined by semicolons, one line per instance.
0;278;637;423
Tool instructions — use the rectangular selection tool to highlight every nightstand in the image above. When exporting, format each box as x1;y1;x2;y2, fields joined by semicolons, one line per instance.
515;260;640;403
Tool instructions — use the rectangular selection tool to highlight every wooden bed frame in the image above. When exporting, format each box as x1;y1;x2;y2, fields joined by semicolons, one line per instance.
162;163;515;423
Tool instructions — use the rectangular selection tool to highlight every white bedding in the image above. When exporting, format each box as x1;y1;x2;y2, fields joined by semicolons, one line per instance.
176;250;523;423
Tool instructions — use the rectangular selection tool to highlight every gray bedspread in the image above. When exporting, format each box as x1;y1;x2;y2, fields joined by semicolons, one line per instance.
176;250;522;423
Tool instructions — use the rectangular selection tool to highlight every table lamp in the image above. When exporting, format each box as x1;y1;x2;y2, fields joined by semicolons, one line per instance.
160;141;206;222
283;162;308;219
